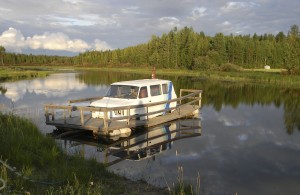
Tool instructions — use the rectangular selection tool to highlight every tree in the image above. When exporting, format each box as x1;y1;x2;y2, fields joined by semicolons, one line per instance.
211;33;227;66
0;46;5;66
285;25;300;74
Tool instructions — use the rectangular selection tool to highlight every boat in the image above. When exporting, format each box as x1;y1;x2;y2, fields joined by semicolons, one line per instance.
44;73;202;136
90;79;177;120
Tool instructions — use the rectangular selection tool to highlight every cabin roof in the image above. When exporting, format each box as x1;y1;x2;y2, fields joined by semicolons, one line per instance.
111;79;171;87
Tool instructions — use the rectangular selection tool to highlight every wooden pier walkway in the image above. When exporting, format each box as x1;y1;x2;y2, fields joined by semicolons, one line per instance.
45;89;202;135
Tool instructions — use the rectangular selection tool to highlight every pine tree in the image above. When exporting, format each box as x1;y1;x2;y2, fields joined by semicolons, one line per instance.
0;46;5;66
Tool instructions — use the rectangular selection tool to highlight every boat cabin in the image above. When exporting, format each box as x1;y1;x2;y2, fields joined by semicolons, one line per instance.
90;79;177;120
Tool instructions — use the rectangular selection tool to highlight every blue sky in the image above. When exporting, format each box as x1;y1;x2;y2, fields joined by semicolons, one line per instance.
0;0;299;55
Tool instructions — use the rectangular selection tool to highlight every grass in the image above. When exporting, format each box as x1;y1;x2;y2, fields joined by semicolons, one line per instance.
72;66;300;88
1;65;300;88
0;67;53;82
0;113;167;194
166;150;201;195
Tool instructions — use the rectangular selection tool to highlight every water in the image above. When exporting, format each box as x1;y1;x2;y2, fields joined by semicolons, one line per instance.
1;70;300;194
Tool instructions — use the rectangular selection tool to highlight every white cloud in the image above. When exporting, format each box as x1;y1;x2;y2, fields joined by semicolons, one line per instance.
93;39;112;51
158;17;180;30
0;27;25;52
121;6;141;14
0;27;112;53
191;7;207;20
221;1;258;12
221;21;231;26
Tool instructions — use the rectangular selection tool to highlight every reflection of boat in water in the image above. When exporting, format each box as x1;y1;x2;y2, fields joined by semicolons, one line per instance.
110;118;201;161
51;118;201;166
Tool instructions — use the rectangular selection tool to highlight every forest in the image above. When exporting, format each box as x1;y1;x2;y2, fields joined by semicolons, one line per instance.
0;25;299;74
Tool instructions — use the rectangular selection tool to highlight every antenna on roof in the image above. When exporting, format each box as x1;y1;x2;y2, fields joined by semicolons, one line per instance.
151;66;156;79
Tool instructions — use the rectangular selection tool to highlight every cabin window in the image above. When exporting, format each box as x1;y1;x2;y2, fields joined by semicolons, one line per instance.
106;85;139;99
162;84;168;94
139;86;148;98
150;85;161;96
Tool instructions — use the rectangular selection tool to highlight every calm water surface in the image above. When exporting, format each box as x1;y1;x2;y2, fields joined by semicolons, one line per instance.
1;70;300;195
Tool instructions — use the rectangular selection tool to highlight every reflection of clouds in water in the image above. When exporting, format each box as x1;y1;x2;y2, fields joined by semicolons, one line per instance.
4;88;24;102
162;152;200;164
237;134;248;141
217;113;251;127
218;115;241;126
211;105;253;127
3;73;87;102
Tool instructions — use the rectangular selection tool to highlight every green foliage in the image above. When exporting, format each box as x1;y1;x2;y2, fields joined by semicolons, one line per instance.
0;45;5;66
218;63;242;72
1;25;299;73
0;113;158;194
69;24;299;72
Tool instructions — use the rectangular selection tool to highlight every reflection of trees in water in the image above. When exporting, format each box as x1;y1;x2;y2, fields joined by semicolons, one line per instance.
76;70;300;134
283;89;300;134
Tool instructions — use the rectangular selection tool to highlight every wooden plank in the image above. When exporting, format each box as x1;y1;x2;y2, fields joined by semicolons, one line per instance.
68;96;104;104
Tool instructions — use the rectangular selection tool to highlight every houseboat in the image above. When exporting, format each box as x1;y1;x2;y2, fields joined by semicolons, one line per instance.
44;76;202;136
90;79;177;120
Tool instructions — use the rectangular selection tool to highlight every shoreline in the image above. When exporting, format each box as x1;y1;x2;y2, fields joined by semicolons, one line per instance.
0;113;169;194
1;65;300;88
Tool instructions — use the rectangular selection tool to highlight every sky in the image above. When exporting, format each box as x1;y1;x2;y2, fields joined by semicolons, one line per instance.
0;0;299;56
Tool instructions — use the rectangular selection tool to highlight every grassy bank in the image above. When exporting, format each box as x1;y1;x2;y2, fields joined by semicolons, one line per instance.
0;67;53;82
0;113;168;194
73;66;300;88
2;65;300;88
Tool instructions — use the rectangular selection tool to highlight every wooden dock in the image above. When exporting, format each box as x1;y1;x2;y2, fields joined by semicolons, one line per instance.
45;89;202;135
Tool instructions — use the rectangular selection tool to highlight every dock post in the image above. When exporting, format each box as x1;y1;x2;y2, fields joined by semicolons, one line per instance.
63;109;66;124
179;89;183;104
127;108;130;124
146;106;149;120
80;109;84;126
51;108;55;121
103;109;108;133
69;108;72;118
199;92;202;107
45;107;49;122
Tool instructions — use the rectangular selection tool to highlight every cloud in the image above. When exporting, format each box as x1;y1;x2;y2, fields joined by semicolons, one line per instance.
190;7;207;20
0;27;25;52
0;0;299;53
0;27;112;53
221;1;258;12
93;39;112;51
121;6;141;15
158;17;181;31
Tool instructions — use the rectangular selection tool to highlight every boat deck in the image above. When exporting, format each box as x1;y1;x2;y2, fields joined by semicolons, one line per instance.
45;89;202;136
46;104;200;135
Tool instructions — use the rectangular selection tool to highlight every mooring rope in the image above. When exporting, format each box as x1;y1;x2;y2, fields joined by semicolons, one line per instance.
0;159;65;186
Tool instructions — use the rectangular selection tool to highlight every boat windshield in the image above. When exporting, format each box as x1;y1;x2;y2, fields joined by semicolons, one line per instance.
106;85;140;99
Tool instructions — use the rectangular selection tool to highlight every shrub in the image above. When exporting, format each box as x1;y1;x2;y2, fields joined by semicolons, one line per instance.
219;63;242;72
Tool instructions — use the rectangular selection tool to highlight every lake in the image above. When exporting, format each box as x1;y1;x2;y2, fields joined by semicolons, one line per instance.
1;70;300;194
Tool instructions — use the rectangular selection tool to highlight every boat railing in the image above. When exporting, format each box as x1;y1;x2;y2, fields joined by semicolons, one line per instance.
44;89;202;133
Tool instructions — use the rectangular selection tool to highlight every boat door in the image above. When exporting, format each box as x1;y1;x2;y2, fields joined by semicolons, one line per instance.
148;84;165;118
136;86;151;119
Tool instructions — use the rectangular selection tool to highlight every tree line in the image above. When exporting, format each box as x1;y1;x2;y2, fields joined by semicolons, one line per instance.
1;25;299;74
